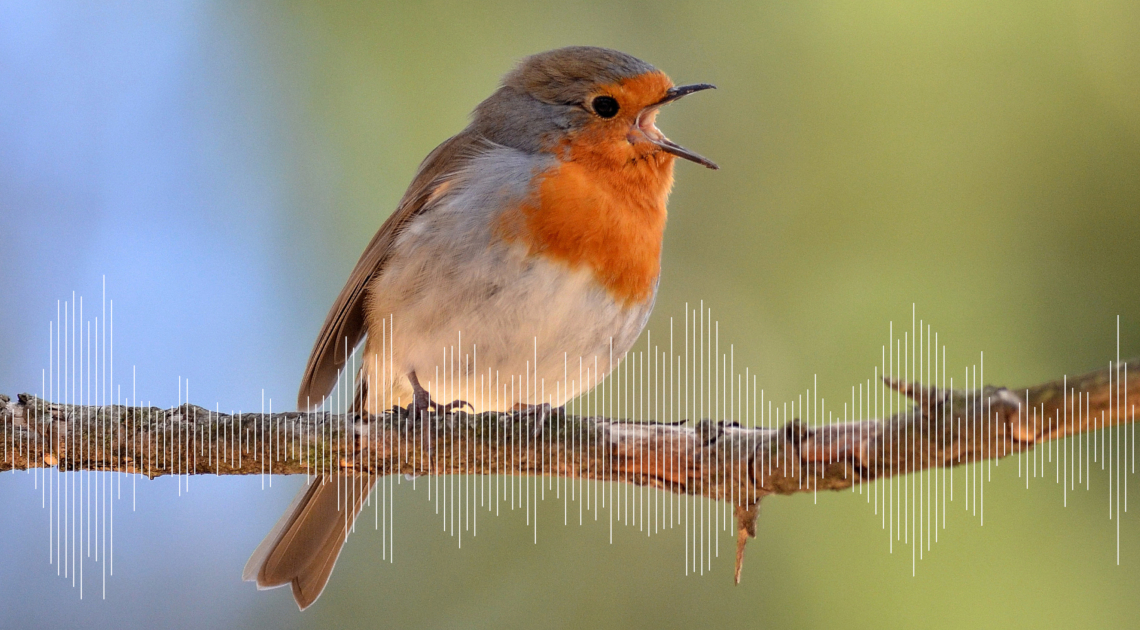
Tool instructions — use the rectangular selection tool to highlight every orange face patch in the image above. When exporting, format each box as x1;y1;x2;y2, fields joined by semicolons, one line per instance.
497;71;679;306
569;71;677;169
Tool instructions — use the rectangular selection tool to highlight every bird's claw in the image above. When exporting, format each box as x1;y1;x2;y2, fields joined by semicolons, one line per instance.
397;396;471;473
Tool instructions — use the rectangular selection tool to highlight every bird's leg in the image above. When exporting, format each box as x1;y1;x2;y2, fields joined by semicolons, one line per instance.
403;372;473;414
510;402;561;438
405;372;436;469
404;372;474;471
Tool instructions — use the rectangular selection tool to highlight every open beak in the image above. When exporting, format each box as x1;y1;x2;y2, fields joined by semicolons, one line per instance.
639;83;718;170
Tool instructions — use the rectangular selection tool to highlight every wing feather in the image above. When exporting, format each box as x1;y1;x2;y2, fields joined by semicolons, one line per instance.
296;130;482;410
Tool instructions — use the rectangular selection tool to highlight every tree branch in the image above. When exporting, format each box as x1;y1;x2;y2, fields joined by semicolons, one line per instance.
2;358;1135;580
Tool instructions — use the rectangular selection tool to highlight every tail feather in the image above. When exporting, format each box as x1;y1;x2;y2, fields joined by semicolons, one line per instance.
244;473;375;610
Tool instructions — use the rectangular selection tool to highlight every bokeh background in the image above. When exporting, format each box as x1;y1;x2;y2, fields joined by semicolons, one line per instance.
2;1;1139;628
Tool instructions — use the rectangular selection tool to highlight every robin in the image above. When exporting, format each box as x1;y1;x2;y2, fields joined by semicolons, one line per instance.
243;46;716;609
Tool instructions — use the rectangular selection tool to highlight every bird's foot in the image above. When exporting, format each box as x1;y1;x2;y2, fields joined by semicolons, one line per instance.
401;398;471;416
399;396;472;472
436;399;474;413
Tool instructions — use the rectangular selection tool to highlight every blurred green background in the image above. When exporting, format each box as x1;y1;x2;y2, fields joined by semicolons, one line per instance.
1;1;1138;628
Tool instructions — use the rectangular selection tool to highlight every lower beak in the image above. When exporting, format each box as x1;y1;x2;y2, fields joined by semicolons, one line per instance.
642;83;718;170
653;136;719;170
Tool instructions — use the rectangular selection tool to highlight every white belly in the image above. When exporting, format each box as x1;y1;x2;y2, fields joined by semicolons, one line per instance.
357;147;655;414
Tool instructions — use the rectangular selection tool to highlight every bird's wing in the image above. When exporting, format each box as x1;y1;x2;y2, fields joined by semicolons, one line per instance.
296;130;482;410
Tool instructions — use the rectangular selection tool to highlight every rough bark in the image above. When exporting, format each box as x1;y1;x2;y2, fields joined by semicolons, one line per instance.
2;358;1135;580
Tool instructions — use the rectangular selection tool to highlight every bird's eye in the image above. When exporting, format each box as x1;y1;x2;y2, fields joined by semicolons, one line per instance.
591;96;620;119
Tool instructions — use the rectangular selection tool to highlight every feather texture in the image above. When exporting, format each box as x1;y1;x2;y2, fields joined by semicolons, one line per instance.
243;474;375;610
296;131;484;410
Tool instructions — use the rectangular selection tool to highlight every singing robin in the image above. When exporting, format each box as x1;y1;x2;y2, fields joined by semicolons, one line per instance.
244;46;716;609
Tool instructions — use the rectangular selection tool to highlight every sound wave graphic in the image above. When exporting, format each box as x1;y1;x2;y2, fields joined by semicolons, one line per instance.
1;285;1135;599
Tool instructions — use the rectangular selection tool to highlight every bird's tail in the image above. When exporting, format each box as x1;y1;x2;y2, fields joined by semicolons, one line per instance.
243;473;375;610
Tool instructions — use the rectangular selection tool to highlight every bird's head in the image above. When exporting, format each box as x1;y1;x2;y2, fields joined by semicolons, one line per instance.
473;46;717;172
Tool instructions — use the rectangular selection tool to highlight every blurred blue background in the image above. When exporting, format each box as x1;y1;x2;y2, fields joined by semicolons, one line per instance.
1;1;1138;628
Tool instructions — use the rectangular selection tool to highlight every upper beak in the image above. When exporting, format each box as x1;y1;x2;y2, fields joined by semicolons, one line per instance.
641;83;718;170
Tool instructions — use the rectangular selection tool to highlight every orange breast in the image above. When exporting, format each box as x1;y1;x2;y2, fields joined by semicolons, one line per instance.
498;147;675;306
